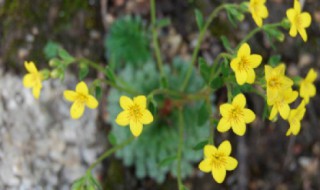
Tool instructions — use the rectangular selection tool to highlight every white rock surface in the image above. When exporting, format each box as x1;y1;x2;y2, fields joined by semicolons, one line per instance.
0;73;104;189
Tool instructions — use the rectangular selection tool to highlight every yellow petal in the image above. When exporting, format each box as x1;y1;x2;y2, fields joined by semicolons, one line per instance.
287;90;298;103
218;140;231;156
130;121;143;137
290;121;301;135
230;58;240;72
286;9;296;23
306;69;317;82
232;93;246;108
258;5;268;18
264;65;272;79
64;90;77;102
133;95;147;109
220;104;232;117
86;95;98;109
279;104;290;120
276;64;286;75
269;106;278;120
293;0;301;13
238;43;250;57
298;28;307;42
289;24;298;37
217;117;231;132
204;145;217;158
225;157;238;171
24;61;38;73
120;96;133;110
300;12;312;28
246;69;255;84
232;121;246;136
23;74;34;88
76;81;89;95
212;167;226;184
199;159;212;173
141;109;153;124
248;54;262;68
243;108;255;123
32;87;41;99
70;101;85;119
115;111;130;126
235;70;247;85
253;14;262;27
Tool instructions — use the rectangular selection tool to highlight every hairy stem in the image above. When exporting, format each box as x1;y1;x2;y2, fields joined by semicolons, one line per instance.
150;0;165;82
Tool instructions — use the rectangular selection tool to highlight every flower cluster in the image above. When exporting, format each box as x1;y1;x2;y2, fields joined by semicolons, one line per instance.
249;0;311;41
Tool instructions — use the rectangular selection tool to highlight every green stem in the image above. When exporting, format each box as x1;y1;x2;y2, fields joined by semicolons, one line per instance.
150;0;165;81
78;58;105;73
237;22;283;49
177;108;184;190
86;136;135;174
180;4;227;91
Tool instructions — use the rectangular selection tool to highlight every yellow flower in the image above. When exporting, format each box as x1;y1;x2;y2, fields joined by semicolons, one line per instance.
286;0;312;42
64;81;98;119
198;140;238;183
286;101;306;136
23;61;43;99
269;88;298;120
265;64;293;104
217;93;255;136
230;43;262;85
300;68;317;104
115;95;153;137
249;0;269;27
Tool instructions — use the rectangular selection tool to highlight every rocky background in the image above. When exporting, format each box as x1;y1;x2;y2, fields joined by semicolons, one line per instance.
1;0;320;190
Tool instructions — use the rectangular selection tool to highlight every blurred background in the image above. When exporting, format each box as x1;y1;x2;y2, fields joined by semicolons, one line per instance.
0;0;320;189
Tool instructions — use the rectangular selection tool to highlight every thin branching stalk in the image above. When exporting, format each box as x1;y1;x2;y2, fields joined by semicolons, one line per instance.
180;4;227;91
177;108;184;190
86;136;135;174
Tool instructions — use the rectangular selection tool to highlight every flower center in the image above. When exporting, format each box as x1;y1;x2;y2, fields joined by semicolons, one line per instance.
77;93;88;103
295;14;303;29
128;104;143;121
239;56;250;72
210;152;227;169
31;73;41;86
268;77;281;89
229;105;243;124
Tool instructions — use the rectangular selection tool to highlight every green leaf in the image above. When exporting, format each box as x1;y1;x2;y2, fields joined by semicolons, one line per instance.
95;85;102;100
49;58;62;67
44;41;61;59
198;102;209;126
108;132;117;146
264;27;285;42
71;177;85;190
192;140;208;151
158;155;177;168
58;48;75;63
104;66;116;83
199;58;210;84
156;18;171;28
195;9;204;30
220;36;233;52
88;174;102;190
268;55;281;67
221;58;230;76
210;77;223;91
78;64;89;81
160;76;168;88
